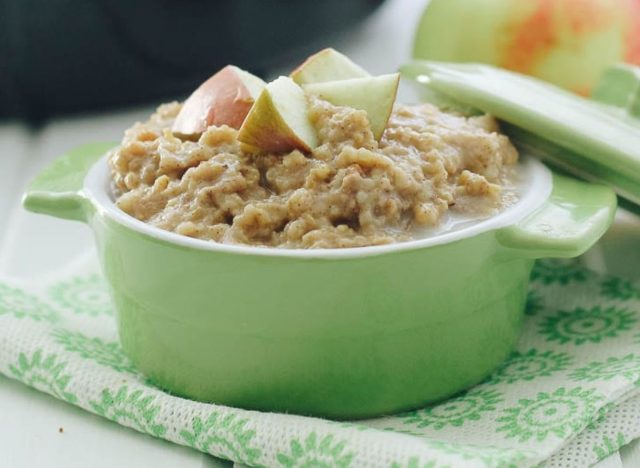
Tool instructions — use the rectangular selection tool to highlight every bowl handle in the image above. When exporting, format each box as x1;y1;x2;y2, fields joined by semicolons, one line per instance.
496;173;617;259
22;143;114;222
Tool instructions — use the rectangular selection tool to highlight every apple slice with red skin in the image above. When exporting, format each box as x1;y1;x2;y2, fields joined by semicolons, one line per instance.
238;76;318;153
303;73;400;140
172;65;265;136
291;48;370;85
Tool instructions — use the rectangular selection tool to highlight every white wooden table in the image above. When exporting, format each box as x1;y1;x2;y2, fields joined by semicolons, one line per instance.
1;0;638;465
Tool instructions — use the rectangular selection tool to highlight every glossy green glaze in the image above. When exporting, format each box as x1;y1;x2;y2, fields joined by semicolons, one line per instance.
23;144;616;418
401;61;640;209
592;63;640;117
22;143;113;221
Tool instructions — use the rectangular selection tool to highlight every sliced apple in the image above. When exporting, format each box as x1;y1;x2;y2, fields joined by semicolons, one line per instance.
238;76;318;153
303;73;400;140
290;48;370;85
172;65;265;136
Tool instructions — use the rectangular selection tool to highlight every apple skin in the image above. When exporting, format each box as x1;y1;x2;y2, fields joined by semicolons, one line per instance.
413;0;640;95
238;76;318;153
291;48;370;84
172;65;265;136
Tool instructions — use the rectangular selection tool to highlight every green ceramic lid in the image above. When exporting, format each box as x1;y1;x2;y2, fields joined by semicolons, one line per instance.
400;61;640;213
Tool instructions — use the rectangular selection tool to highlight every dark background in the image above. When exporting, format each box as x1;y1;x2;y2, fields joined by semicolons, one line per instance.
0;0;385;122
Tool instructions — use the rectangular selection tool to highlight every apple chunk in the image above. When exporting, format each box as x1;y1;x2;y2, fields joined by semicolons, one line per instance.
172;65;265;136
238;76;318;153
291;48;370;85
303;73;400;140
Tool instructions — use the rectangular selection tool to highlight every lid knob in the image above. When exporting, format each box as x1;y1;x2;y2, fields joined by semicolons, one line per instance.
592;64;640;118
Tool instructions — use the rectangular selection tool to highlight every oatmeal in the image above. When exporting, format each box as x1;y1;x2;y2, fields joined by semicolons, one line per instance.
108;98;518;248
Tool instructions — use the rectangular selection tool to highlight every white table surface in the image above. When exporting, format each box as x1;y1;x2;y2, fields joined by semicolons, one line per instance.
1;0;638;465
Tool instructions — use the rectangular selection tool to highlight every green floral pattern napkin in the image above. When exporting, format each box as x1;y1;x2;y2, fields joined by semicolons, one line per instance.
1;256;639;468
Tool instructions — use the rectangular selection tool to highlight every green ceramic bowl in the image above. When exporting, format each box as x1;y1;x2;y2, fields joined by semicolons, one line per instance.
23;144;616;419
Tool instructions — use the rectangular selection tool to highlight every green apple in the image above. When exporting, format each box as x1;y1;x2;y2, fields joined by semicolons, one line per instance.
172;65;265;136
291;48;370;84
238;76;318;153
413;0;640;95
303;73;400;140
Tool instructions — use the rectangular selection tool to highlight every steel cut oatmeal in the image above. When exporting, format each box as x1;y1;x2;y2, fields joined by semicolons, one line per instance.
108;98;519;248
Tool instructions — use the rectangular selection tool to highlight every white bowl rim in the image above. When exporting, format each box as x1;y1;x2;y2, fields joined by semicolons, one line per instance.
83;153;552;259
